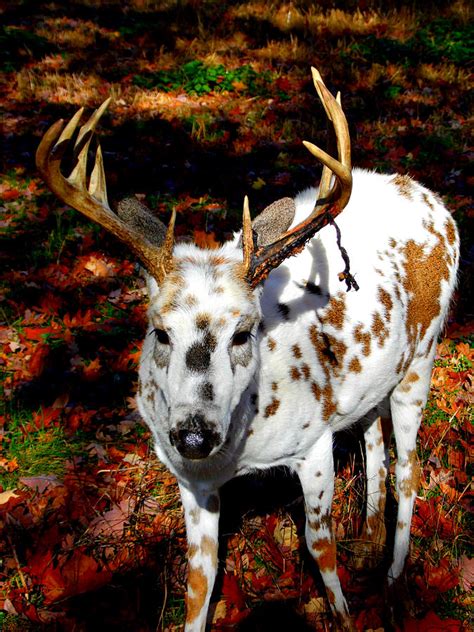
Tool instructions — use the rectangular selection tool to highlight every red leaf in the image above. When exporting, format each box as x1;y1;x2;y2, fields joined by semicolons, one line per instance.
221;572;246;610
402;610;463;631
22;326;57;341
29;344;50;377
412;498;456;538
424;558;459;592
29;549;113;605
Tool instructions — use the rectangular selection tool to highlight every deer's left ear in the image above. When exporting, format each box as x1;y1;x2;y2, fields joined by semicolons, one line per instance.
116;197;167;247
240;197;296;248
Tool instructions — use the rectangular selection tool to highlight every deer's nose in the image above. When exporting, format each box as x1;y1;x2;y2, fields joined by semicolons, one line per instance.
170;413;219;460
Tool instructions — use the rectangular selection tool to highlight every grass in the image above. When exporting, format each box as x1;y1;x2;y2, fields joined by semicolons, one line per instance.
0;404;82;490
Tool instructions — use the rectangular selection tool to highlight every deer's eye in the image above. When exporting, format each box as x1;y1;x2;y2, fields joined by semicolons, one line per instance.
232;331;251;346
154;328;170;345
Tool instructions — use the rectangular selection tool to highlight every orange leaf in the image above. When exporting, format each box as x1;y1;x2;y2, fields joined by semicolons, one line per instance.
84;255;114;277
0;457;19;472
447;447;465;470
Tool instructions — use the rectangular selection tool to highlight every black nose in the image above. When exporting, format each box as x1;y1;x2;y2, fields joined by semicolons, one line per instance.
170;414;218;460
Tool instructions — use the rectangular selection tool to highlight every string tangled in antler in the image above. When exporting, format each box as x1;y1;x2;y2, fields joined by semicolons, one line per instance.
328;215;359;292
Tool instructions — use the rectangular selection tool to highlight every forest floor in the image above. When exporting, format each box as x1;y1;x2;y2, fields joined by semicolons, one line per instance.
0;1;472;630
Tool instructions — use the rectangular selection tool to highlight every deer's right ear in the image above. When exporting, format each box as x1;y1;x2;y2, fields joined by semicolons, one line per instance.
116;197;167;248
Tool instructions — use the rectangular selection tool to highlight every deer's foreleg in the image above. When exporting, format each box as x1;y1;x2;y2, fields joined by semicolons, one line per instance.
179;484;220;632
296;428;353;631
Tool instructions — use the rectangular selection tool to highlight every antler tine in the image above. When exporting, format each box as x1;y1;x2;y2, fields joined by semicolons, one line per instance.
302;76;351;210
89;143;109;206
68;98;111;190
242;195;254;271
317;90;342;203
36;102;175;283
244;67;352;288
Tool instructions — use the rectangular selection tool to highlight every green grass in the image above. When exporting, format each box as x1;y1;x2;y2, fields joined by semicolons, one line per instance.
0;405;82;489
133;60;272;96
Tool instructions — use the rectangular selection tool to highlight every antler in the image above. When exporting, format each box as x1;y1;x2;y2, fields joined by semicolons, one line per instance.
35;100;175;283
242;67;352;288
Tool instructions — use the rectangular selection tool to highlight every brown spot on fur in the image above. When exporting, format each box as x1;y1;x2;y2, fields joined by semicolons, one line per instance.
349;357;362;373
322;383;336;421
445;218;457;245
402;232;450;349
301;363;311;380
389;238;397;248
267;337;276;352
290;366;301;381
422;192;435;212
201;535;218;568
309;325;347;375
210;255;230;266
190;508;201;525
393;174;414;199
378;287;393;322
214;286;225;294
302;422;310;429
271;382;278;391
394;283;401;302
399;371;420;393
399;449;421;498
354;324;371;356
311;537;336;571
196;313;211;330
309;513;332;532
396;354;405;374
320;294;346;330
425;336;436;358
184;294;198;307
311;382;322;401
292;344;302;359
371;311;389;347
186;565;208;624
264;398;280;418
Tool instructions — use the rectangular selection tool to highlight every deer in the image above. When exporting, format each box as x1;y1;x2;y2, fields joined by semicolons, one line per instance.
36;68;459;631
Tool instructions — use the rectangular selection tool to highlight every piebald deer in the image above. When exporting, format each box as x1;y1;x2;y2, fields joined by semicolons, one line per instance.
36;68;459;631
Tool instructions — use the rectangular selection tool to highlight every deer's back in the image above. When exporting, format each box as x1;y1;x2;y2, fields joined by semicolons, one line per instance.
236;169;459;470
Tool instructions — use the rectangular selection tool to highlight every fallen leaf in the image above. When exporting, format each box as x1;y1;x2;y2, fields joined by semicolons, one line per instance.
403;610;463;631
0;489;20;505
459;555;474;592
